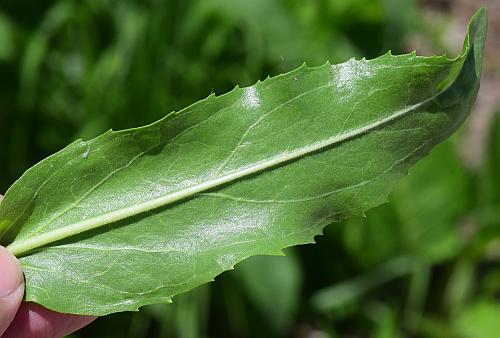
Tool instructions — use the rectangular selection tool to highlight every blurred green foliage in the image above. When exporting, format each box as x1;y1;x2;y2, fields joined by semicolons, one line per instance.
0;0;498;337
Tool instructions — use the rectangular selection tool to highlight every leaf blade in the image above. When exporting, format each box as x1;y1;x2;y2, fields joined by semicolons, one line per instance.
0;8;486;315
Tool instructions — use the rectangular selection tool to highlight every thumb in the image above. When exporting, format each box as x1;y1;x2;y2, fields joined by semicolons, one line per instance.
0;245;24;336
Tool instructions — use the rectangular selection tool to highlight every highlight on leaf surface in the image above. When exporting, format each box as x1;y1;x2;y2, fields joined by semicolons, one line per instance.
0;8;487;315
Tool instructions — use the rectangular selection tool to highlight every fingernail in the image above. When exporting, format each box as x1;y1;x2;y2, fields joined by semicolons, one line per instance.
0;246;24;298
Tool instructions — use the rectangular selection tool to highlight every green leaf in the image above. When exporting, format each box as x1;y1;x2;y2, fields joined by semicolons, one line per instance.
0;9;487;315
311;256;414;312
454;300;500;338
235;250;301;331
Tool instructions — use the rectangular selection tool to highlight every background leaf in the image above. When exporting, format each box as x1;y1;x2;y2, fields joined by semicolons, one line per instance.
235;249;301;331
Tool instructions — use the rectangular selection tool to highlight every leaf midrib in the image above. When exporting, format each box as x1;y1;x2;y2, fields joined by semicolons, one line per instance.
7;97;436;257
26;81;339;239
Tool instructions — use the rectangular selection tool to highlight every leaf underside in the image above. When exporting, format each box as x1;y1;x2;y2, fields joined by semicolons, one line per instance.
0;9;487;315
